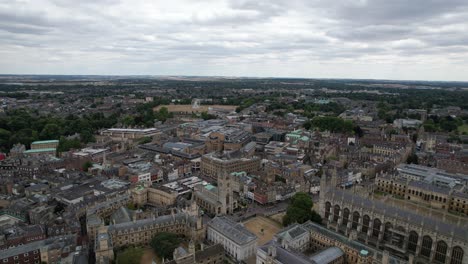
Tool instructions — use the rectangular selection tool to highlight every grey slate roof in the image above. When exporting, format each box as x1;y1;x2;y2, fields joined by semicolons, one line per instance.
259;241;317;264
276;223;308;240
309;247;344;264
110;206;133;224
208;216;257;246
325;189;468;241
408;180;450;195
108;212;196;232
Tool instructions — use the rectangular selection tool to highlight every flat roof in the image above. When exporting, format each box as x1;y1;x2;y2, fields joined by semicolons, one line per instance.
106;128;158;132
205;184;216;191
24;148;56;153
31;140;59;144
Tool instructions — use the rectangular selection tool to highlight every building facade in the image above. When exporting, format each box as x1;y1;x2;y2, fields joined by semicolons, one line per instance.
200;153;261;178
207;216;257;261
319;181;467;264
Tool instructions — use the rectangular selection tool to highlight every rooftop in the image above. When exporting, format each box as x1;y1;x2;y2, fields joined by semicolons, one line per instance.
106;128;158;133
324;189;468;241
309;247;344;264
208;216;257;246
24;148;56;153
31;140;59;145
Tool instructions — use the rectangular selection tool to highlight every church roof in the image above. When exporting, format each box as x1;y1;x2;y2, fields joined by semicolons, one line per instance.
208;216;257;245
324;188;468;241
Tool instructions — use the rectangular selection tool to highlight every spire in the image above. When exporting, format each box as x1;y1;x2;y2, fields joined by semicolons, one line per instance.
188;239;196;254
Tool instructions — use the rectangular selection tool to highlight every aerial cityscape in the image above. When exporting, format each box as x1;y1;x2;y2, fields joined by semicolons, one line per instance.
1;1;468;264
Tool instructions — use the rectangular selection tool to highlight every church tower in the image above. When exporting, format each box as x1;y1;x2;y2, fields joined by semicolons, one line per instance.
319;166;328;217
218;169;234;215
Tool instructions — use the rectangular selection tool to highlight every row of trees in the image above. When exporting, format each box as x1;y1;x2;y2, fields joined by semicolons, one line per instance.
423;115;465;133
303;116;354;133
0;110;119;153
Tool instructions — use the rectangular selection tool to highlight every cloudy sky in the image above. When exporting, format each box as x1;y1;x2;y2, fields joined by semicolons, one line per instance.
1;0;468;81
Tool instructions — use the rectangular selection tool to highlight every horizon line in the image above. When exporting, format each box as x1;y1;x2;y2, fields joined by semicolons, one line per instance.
0;73;467;83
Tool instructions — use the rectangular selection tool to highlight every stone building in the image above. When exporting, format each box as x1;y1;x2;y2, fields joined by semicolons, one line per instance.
207;216;257;261
165;242;224;264
319;173;468;264
30;140;59;150
200;152;261;178
259;220;409;264
257;241;347;264
375;173;468;216
205;128;251;152
193;170;237;215
131;185;178;207
91;200;205;261
98;128;160;143
107;209;204;249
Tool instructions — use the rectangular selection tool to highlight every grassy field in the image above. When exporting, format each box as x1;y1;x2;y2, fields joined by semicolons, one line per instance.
458;124;468;134
116;247;144;264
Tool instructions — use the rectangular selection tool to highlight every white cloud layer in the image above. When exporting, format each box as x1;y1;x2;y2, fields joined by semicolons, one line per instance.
1;0;468;81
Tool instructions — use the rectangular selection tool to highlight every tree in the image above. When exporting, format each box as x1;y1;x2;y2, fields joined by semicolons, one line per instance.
154;107;173;123
353;126;364;138
150;232;181;260
57;137;81;152
310;117;353;133
406;153;419;164
0;128;11;152
40;123;61;139
283;192;322;226
137;137;152;145
201;111;216;120
82;161;93;172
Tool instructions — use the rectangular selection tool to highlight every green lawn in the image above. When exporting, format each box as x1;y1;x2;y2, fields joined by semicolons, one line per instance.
458;124;468;134
116;246;144;264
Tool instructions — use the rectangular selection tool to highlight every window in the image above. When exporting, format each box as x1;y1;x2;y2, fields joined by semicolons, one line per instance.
421;236;433;258
450;246;464;264
434;241;448;264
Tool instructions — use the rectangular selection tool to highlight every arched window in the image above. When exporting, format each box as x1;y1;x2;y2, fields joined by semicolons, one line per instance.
420;236;433;258
325;202;331;219
362;215;370;233
342;208;350;225
383;222;393;242
434;241;447;263
352;212;359;230
450;246;464;264
372;218;381;238
333;205;340;222
407;231;418;253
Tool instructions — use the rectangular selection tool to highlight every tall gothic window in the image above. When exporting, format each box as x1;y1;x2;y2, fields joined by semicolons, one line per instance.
407;231;418;253
434;240;448;263
450;246;464;264
420;236;433;258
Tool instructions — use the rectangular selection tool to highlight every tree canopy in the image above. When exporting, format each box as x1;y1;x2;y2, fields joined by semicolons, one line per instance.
0;109;117;153
150;232;181;260
305;117;354;133
283;192;322;226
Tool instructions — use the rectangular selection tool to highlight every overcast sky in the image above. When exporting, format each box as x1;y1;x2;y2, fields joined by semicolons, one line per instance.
1;0;468;81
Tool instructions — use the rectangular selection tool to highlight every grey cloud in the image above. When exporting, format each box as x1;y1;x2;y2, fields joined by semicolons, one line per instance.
311;0;468;25
0;23;52;35
0;0;467;80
